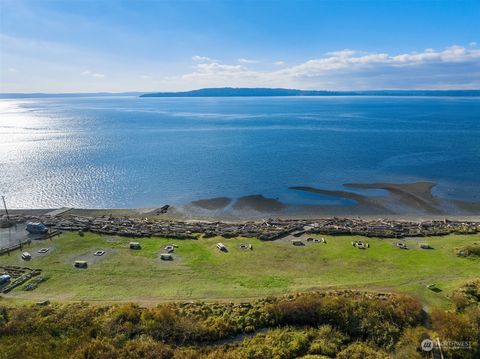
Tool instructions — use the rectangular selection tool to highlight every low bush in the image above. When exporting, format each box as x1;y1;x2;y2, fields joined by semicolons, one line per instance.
0;289;475;358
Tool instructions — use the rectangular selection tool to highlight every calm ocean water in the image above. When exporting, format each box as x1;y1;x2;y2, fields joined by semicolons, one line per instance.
0;96;479;209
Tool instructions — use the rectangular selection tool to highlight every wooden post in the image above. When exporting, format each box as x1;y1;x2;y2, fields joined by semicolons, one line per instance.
1;196;10;221
436;338;444;359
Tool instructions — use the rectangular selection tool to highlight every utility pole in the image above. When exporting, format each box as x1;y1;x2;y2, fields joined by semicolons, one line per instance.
1;195;10;221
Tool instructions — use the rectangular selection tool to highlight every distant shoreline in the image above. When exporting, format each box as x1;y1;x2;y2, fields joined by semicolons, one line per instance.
140;87;480;98
2;87;480;99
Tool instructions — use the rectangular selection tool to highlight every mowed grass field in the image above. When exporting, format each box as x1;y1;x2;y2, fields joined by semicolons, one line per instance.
1;232;479;307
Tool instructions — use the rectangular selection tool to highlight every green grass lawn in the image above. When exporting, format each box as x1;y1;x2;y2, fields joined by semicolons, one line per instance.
1;232;479;307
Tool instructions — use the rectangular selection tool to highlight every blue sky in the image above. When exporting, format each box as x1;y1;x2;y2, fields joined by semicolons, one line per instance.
0;0;479;92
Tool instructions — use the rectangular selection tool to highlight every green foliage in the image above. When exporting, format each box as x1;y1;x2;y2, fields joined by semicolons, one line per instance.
141;306;211;343
336;342;390;359
105;303;141;339
457;243;480;257
119;337;173;359
227;328;314;359
71;338;118;359
0;306;8;327
451;279;480;311
0;289;478;358
266;292;422;349
431;308;480;359
393;326;430;359
308;325;347;356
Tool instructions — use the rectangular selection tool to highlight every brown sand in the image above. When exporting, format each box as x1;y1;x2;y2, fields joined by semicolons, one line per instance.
191;197;232;210
290;181;480;216
231;195;287;212
5;181;480;221
344;181;442;213
289;186;390;212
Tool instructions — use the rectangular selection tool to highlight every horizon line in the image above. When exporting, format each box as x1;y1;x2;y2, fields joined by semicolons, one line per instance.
2;87;480;96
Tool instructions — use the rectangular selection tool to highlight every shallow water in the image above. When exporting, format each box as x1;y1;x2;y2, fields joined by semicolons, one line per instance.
0;96;479;209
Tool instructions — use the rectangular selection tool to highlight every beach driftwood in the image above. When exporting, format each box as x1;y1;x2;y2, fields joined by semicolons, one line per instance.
0;266;41;293
4;214;480;240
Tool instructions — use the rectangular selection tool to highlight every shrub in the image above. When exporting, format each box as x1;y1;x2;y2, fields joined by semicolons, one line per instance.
0;291;450;358
457;243;480;257
265;292;422;349
431;309;480;359
141;306;206;343
105;303;141;339
393;326;431;359
119;337;173;359
71;338;119;359
230;328;314;359
336;342;389;359
452;280;480;311
308;325;347;356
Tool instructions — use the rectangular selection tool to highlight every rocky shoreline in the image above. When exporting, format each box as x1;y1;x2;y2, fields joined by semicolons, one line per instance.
4;214;480;240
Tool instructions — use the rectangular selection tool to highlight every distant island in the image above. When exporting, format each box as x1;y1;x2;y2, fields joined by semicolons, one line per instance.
140;87;480;97
2;88;479;99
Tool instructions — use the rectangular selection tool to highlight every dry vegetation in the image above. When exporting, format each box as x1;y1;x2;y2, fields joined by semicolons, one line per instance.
1;287;479;358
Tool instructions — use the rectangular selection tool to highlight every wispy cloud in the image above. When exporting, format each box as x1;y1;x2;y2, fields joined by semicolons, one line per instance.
273;61;285;66
192;55;216;62
326;49;357;57
238;58;258;64
183;62;255;80
81;70;105;78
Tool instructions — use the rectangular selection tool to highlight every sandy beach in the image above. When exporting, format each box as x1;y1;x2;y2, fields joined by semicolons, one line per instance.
5;180;480;223
177;181;480;220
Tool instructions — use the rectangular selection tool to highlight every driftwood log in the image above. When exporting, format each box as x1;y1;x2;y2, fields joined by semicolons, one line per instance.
5;214;480;240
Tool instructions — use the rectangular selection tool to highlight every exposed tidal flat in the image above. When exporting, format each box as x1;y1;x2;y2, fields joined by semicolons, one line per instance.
0;95;479;217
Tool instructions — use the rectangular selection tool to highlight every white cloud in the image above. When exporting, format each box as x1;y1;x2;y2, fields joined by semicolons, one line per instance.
2;33;479;92
238;58;258;64
81;70;105;78
140;75;151;79
192;55;216;62
326;49;357;57
183;62;255;80
273;46;480;78
179;45;480;90
470;41;477;47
